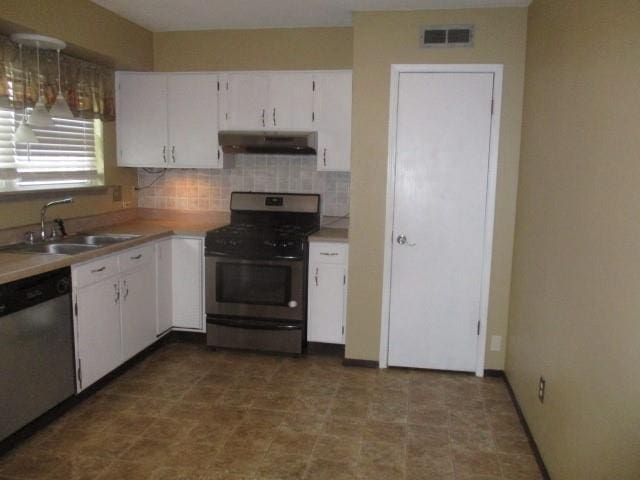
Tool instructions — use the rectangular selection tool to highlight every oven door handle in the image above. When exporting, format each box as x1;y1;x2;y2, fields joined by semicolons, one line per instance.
207;317;301;331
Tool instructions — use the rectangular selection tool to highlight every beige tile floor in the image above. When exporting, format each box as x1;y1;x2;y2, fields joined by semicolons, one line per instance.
0;342;543;480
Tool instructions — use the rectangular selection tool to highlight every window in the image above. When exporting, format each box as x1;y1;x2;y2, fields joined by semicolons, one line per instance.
0;106;104;193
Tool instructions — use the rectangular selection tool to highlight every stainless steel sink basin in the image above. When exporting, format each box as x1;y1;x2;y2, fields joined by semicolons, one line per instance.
0;233;141;256
2;243;99;255
35;244;99;255
63;234;141;246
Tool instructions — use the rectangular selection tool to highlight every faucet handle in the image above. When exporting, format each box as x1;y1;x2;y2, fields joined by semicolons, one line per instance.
53;218;67;237
24;231;35;244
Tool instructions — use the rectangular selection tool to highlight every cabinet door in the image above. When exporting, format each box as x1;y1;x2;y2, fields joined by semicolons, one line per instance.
121;262;157;360
172;237;204;330
314;72;352;171
156;239;173;336
116;73;168;167
220;73;269;130
307;262;346;344
268;73;314;131
75;278;122;391
168;74;221;168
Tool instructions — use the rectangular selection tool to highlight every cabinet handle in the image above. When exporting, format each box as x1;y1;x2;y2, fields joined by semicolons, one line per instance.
91;266;106;273
130;254;142;260
314;267;319;286
273;108;276;127
114;283;120;304
171;146;176;163
261;109;265;127
323;148;327;167
320;252;339;256
162;146;167;163
123;280;129;300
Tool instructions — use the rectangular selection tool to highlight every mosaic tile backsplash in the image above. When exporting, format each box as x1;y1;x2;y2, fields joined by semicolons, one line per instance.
137;155;350;217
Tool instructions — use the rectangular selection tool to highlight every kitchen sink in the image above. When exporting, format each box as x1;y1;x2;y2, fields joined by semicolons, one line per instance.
2;243;99;255
63;234;141;245
0;233;141;256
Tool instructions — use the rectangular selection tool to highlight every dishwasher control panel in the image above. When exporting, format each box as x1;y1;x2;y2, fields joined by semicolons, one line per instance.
0;268;71;317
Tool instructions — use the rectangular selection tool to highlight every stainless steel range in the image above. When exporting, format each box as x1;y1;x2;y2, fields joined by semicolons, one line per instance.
205;192;321;354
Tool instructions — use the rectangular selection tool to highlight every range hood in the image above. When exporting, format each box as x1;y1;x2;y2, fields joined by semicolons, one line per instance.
219;131;317;155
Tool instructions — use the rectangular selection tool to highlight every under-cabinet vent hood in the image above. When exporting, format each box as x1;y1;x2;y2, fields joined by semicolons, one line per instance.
219;131;317;156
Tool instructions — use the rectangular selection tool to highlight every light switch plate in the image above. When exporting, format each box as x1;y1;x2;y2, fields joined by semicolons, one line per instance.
490;335;502;352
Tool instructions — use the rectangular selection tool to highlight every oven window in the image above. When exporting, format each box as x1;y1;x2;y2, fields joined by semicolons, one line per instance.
216;263;291;306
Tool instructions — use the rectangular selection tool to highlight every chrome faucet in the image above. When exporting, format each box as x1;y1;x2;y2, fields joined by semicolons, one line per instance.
40;197;73;241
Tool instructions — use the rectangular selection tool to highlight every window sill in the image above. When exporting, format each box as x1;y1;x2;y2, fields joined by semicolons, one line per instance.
0;180;109;198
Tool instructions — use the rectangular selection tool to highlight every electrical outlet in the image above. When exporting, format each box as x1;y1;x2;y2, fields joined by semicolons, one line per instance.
490;335;502;352
112;185;122;202
538;376;546;403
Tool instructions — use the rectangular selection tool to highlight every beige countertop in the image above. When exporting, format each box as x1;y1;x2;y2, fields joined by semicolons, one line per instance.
309;227;349;243
0;218;226;285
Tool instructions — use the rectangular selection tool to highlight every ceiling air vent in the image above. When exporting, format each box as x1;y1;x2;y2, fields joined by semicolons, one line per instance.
421;25;474;48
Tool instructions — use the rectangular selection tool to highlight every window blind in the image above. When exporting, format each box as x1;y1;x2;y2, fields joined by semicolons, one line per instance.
0;107;98;186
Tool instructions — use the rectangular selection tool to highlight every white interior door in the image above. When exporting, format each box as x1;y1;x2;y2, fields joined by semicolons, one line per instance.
388;72;495;372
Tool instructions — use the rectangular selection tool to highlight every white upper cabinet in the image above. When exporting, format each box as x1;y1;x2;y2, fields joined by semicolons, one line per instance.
219;72;314;132
116;73;168;168
116;72;221;169
268;73;314;131
168;74;221;168
219;73;269;130
313;71;352;172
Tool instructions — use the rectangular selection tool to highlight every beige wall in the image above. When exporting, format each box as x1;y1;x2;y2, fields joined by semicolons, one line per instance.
346;9;527;369
0;0;153;70
0;0;153;230
506;1;640;478
154;27;352;71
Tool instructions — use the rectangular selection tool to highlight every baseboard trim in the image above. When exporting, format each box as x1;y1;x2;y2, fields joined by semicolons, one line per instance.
342;358;379;368
307;342;345;357
503;374;552;480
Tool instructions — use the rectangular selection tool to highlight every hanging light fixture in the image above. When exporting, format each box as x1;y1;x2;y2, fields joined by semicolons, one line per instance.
50;48;73;118
10;34;68;137
12;43;38;144
29;40;53;127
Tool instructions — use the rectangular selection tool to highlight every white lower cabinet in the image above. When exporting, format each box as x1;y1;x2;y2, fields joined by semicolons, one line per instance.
72;236;205;392
74;274;122;391
120;258;157;361
156;239;173;336
153;236;205;332
171;236;204;330
307;241;349;344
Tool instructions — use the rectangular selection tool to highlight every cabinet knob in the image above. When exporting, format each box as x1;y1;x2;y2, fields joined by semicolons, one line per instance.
288;300;298;308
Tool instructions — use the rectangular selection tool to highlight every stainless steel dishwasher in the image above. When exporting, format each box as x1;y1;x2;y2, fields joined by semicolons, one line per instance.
0;268;75;442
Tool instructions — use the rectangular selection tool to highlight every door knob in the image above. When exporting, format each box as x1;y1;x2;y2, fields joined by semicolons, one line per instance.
396;234;416;247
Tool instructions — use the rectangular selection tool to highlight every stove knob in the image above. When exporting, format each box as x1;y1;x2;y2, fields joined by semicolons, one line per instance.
288;300;298;308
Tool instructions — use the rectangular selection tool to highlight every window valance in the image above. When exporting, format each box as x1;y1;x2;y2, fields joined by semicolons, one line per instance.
0;35;115;121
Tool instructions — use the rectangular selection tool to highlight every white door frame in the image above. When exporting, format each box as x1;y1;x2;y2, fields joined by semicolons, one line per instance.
379;64;503;377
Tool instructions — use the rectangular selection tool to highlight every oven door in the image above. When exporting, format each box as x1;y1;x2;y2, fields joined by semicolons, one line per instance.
205;255;305;323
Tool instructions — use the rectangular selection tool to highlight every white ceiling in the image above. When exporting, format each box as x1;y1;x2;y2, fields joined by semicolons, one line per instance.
91;0;531;32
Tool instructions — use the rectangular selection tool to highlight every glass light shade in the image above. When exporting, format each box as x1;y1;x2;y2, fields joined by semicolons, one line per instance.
50;92;74;119
29;98;53;127
14;119;39;143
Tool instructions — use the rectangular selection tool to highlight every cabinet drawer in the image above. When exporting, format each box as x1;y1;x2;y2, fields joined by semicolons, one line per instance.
73;255;119;288
309;242;347;264
119;244;154;272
